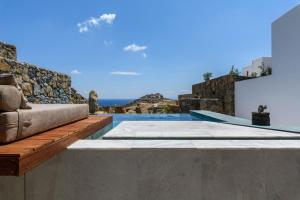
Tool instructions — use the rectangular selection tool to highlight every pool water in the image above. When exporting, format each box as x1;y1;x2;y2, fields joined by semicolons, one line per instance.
87;113;217;139
112;114;203;126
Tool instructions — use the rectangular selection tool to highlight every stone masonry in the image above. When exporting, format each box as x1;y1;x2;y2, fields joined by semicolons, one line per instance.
0;41;86;104
179;75;252;115
0;41;16;60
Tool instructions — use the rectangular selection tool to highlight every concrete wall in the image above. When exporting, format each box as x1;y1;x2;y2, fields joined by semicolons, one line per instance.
235;5;300;126
0;176;24;200
2;145;300;200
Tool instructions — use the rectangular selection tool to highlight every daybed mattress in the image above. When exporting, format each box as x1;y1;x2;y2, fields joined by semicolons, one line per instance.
0;104;89;143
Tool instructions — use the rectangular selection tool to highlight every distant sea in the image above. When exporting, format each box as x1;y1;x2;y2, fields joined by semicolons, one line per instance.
99;99;135;107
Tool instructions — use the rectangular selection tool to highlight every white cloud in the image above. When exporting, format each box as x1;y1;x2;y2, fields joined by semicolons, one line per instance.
71;69;82;75
78;26;88;33
142;53;147;58
124;44;147;52
100;13;116;24
77;13;116;33
104;40;113;46
110;71;141;76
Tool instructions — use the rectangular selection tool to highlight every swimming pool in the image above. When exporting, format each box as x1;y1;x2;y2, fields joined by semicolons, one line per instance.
87;113;221;139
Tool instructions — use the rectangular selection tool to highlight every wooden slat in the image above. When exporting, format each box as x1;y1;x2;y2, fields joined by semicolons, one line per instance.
0;115;112;176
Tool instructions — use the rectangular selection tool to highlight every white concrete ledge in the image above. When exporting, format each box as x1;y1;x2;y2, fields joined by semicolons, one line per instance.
3;144;300;200
102;121;300;139
69;139;300;150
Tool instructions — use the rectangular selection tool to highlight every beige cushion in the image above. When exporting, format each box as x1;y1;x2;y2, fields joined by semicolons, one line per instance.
0;85;21;111
0;104;89;143
0;73;31;109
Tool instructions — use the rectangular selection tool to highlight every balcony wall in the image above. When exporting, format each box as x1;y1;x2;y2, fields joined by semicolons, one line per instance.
2;140;300;200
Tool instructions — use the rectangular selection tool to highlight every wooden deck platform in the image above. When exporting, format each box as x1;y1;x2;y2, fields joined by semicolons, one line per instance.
0;115;112;176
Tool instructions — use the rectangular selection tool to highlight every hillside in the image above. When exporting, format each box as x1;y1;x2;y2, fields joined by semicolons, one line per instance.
102;93;180;114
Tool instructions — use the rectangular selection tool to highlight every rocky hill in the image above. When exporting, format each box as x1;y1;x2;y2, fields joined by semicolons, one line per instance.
102;93;180;114
127;93;167;105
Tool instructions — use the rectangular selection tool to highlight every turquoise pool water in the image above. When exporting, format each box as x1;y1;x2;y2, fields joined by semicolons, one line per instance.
88;113;220;139
112;114;204;126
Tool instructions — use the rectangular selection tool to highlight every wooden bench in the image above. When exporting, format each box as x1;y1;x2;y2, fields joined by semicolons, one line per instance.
0;115;112;176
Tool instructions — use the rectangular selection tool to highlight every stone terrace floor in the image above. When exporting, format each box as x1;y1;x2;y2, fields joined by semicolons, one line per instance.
102;121;300;140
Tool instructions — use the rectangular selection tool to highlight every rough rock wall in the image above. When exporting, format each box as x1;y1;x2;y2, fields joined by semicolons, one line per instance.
178;97;224;114
199;99;224;113
178;98;198;113
0;42;16;60
192;75;251;115
178;75;252;115
71;88;87;104
0;42;86;104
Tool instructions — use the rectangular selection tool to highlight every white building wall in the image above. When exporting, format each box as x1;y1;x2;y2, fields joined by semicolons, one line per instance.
236;5;300;126
242;57;272;77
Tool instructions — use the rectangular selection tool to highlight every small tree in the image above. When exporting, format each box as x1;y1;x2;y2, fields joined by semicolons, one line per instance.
251;72;257;77
203;72;212;82
229;65;240;76
258;62;272;76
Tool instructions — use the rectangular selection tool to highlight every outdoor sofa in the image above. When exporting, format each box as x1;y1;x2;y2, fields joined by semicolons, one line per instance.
0;74;88;143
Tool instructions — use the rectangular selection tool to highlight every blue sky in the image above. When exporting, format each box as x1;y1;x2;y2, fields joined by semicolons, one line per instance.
0;0;299;98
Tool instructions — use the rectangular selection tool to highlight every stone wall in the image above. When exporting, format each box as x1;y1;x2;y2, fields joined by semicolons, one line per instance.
0;42;86;104
179;75;251;115
0;42;16;60
179;98;201;113
199;99;224;113
71;88;87;104
178;94;194;100
179;97;224;113
192;75;251;115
